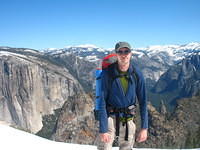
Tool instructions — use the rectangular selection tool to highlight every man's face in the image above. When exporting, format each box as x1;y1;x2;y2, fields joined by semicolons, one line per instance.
116;47;132;65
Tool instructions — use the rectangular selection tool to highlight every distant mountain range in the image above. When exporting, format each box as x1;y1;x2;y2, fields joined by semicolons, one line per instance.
1;42;200;96
0;43;200;148
41;42;200;82
41;42;200;62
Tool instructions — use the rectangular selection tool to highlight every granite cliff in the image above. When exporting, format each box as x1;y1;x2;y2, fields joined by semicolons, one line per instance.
151;54;200;110
0;48;83;133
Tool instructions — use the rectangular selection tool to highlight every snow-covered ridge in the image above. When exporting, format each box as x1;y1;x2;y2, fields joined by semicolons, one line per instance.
42;44;112;54
139;42;200;51
140;42;200;61
73;44;99;49
1;42;200;62
0;46;10;49
42;42;200;62
0;49;42;63
0;51;28;58
0;124;198;150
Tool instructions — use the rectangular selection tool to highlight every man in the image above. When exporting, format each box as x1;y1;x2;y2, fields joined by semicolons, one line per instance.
97;42;148;150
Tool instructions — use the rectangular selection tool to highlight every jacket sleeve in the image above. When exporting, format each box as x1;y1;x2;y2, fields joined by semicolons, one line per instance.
136;70;148;129
98;70;109;133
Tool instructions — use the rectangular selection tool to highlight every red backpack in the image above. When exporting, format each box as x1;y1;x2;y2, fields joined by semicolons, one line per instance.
101;53;118;69
95;53;118;120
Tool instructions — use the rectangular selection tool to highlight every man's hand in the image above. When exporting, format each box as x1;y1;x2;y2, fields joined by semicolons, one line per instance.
136;128;148;143
99;133;111;143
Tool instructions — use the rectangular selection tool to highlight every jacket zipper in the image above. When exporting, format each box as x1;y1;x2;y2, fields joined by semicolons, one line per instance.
117;78;126;97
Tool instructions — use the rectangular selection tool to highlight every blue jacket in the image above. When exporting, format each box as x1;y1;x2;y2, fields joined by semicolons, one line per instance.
99;62;148;133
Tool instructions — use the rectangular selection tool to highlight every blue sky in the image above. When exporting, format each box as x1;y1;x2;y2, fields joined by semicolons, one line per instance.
0;0;200;50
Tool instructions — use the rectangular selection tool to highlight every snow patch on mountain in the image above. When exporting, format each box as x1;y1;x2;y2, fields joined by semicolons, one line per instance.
0;46;10;49
23;49;39;53
136;42;200;61
0;124;198;150
75;44;99;48
85;55;99;62
0;51;27;58
132;49;146;58
41;42;200;63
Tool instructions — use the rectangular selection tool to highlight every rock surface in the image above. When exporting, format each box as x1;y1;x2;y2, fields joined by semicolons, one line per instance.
135;95;200;148
0;49;83;133
52;93;98;145
151;55;200;110
52;93;200;148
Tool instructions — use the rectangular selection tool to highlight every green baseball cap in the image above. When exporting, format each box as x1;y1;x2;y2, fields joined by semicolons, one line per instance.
115;41;131;52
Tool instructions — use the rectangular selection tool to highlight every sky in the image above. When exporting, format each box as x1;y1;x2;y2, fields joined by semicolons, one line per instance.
0;0;200;50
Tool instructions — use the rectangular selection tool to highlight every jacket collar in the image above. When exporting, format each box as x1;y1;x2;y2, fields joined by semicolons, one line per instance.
112;62;134;84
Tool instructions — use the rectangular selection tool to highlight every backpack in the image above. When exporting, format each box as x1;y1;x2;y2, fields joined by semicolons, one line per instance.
94;53;138;121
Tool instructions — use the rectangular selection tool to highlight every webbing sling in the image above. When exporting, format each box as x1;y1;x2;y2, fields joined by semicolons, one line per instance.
116;114;129;141
125;120;129;141
115;112;120;138
110;108;134;141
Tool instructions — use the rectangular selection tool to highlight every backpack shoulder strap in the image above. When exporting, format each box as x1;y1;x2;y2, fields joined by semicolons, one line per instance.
106;62;117;89
103;62;117;103
130;64;139;86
